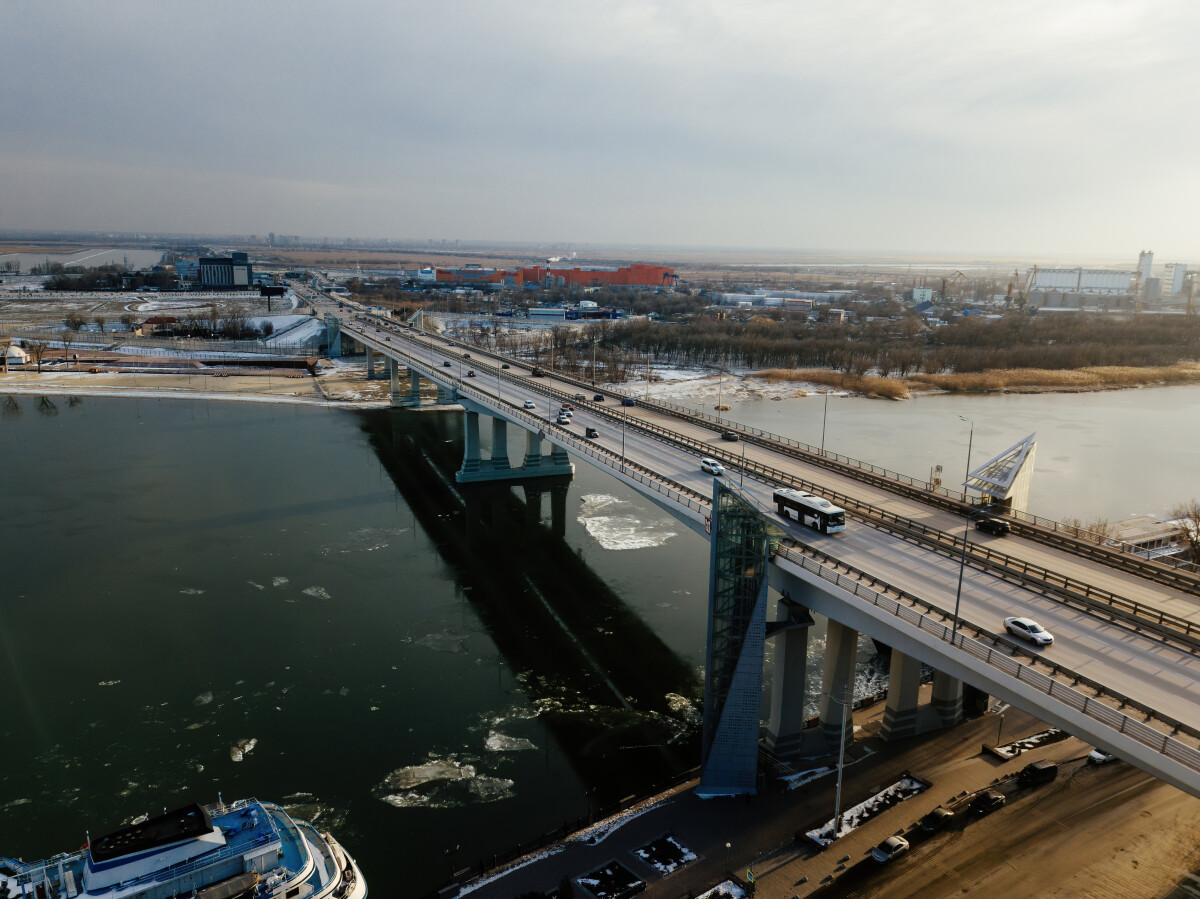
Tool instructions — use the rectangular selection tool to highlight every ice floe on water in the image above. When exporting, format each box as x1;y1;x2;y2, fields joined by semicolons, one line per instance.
272;576;289;587
302;586;331;599
411;632;470;654
320;526;410;555
229;737;258;762
98;680;120;687
193;691;213;707
484;731;537;752
374;756;515;808
247;580;265;590
577;494;677;550
179;588;205;595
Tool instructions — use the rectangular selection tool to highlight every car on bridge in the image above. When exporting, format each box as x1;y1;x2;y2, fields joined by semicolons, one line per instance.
585;427;599;438
523;401;537;410
700;458;725;476
574;393;587;401
557;414;571;425
721;430;739;441
443;361;452;367
593;394;604;401
466;370;475;378
975;516;1011;536
1003;617;1054;646
501;364;510;369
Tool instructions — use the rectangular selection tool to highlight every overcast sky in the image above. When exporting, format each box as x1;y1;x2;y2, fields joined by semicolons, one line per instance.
3;1;1196;259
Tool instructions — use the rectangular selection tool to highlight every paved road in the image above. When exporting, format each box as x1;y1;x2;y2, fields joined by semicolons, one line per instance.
326;307;1200;738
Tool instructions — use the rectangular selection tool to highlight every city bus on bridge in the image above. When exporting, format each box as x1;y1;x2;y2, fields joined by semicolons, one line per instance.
773;488;847;534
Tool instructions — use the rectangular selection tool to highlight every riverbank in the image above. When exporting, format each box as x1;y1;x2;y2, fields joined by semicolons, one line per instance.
751;363;1200;401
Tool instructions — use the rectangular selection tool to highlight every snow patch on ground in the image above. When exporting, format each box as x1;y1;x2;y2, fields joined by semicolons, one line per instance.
805;774;928;846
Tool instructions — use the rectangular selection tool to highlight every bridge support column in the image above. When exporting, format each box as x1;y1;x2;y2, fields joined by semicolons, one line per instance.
406;368;422;406
524;430;544;470
461;411;481;475
388;358;401;406
765;598;810;758
436;384;456;405
365;346;376;380
550;483;568;537
819;620;859;750
932;670;964;727
880;650;922;741
490;419;511;470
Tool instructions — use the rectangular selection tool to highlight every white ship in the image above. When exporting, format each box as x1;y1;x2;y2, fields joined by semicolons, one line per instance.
1;797;366;899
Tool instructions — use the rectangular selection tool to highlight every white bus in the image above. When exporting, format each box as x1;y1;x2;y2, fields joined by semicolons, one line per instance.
773;488;846;534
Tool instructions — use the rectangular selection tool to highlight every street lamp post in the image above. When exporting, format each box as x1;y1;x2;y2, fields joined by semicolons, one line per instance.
831;691;850;837
621;405;627;469
821;389;830;454
950;415;976;647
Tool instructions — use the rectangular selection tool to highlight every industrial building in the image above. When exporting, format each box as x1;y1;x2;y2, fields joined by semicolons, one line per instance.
199;252;253;289
419;262;676;290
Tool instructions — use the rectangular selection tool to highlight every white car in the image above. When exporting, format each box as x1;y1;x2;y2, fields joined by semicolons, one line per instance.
1003;616;1054;646
1088;748;1117;764
522;400;537;410
700;458;725;476
556;415;571;425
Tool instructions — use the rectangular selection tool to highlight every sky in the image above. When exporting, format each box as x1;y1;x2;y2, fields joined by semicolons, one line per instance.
3;0;1198;259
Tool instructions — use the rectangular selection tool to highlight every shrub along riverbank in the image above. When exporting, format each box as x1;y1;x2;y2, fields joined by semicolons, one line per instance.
756;362;1200;399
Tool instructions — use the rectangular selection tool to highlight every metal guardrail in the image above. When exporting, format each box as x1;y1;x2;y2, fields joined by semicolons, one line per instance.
350;314;1198;653
367;336;711;519
771;542;1200;765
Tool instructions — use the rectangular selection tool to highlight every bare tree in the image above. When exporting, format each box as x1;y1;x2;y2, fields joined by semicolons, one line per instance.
94;315;106;332
1171;500;1200;562
65;312;87;331
26;340;50;373
59;329;75;368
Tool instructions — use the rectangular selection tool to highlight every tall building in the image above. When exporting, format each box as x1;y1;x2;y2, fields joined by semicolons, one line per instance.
1137;250;1154;282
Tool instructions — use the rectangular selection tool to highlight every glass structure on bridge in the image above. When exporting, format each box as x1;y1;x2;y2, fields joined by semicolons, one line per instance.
698;481;771;796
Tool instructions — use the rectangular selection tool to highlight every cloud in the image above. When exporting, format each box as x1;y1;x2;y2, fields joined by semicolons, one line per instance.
2;0;1198;256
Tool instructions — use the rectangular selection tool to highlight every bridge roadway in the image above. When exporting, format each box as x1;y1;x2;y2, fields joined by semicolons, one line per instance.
320;300;1200;795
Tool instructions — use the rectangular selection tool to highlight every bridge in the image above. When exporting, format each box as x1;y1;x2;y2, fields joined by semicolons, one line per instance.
310;294;1200;800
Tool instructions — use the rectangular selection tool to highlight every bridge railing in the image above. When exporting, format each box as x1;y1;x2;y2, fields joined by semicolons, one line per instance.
406;359;712;519
343;313;1199;581
772;542;1200;769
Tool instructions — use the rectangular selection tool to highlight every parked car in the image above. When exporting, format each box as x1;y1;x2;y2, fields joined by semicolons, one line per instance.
976;517;1011;536
1003;617;1054;646
1088;749;1117;765
593;393;604;401
721;430;739;441
585;427;599;439
968;790;1005;815
466;370;475;378
523;400;537;409
700;458;725;476
1018;760;1058;787
920;807;954;831
871;835;909;863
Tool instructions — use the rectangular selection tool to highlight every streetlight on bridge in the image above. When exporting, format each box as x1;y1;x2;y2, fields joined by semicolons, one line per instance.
950;415;977;647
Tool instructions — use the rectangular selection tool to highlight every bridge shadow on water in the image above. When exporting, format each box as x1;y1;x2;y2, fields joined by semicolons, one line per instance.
359;408;702;800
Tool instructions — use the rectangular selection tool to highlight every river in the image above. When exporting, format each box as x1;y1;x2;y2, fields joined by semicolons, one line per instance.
0;385;1193;896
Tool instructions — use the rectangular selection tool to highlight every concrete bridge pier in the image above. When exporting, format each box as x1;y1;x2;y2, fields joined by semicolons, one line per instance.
365;346;377;380
388;358;402;406
880;649;922;740
522;485;543;526
820;619;859;750
461;411;483;476
932;670;964;727
405;367;422;406
489;419;511;471
765;596;814;757
437;384;456;405
550;482;568;537
523;430;544;470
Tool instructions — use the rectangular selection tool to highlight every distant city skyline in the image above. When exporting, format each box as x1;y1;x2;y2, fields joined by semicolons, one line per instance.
3;1;1197;259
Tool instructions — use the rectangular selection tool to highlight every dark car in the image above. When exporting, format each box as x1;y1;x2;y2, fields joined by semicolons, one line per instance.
585;427;599;439
1018;760;1058;787
501;363;510;369
622;397;636;406
593;393;604;401
466;370;475;378
721;430;739;441
462;353;471;358
920;807;954;831
968;790;1005;815
975;517;1010;536
443;361;452;367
